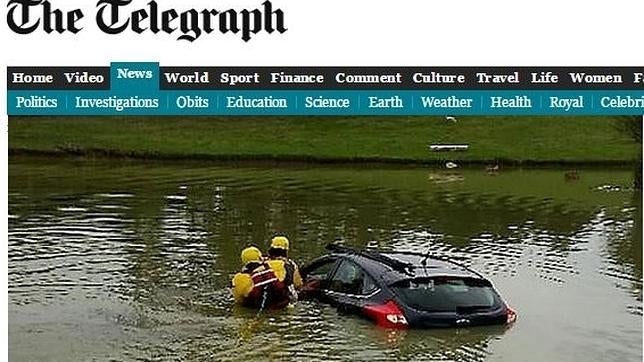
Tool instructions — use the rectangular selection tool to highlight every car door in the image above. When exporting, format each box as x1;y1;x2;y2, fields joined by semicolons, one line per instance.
324;259;379;315
300;256;339;300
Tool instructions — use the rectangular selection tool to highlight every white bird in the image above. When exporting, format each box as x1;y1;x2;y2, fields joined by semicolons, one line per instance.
445;116;458;123
445;162;458;169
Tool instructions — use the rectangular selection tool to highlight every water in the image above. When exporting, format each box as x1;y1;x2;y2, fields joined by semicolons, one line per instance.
8;157;642;362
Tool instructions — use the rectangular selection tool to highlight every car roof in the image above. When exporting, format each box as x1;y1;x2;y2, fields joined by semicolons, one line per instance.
330;250;486;285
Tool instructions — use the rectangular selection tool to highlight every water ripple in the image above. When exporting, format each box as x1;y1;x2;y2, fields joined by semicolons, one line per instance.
8;159;642;362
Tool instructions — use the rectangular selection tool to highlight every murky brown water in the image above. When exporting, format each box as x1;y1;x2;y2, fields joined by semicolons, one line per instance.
8;157;642;362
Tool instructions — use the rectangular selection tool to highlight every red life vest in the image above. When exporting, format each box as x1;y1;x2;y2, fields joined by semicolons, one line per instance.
245;264;289;309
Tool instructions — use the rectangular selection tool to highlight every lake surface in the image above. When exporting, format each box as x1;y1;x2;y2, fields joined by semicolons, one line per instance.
8;157;642;362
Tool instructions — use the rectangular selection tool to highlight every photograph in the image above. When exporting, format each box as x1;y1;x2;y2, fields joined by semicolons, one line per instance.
7;115;642;361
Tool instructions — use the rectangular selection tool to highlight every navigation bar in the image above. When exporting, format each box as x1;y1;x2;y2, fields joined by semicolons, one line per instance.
7;64;644;90
7;63;644;115
8;91;644;115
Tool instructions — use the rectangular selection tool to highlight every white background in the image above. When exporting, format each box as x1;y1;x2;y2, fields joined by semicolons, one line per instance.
2;0;644;358
2;0;644;66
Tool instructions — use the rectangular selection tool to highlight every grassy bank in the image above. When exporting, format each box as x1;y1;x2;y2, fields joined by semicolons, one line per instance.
8;116;642;164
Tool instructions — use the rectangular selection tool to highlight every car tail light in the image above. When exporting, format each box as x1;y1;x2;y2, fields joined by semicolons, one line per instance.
363;300;408;329
506;306;517;324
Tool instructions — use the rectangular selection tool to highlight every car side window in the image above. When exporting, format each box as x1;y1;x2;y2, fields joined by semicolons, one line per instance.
329;260;376;295
362;274;377;294
305;259;337;282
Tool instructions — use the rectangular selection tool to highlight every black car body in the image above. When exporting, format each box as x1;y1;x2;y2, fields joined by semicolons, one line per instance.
300;245;517;329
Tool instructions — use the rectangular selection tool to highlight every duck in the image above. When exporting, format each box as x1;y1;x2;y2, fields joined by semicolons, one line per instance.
564;170;580;181
485;164;500;174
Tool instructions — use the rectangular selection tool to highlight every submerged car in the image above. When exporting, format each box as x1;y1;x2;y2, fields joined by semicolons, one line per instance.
300;244;517;329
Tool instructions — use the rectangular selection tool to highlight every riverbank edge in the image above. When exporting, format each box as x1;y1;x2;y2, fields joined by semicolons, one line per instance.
9;147;640;168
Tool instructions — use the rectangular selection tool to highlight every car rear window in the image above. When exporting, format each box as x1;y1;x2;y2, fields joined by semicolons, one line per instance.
392;277;502;313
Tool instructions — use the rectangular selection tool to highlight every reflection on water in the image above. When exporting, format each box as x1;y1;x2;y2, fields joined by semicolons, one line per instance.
8;157;643;362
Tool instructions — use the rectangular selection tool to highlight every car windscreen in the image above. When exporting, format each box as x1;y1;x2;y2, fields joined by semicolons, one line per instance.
392;277;502;313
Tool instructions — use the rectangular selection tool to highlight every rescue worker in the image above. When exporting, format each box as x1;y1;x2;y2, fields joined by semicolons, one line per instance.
231;246;290;310
265;236;303;302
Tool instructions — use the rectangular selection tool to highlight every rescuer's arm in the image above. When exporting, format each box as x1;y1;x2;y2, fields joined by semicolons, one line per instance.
232;273;254;303
292;263;303;289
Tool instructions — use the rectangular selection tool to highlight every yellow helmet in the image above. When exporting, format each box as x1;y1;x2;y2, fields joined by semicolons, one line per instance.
270;236;289;250
240;246;262;264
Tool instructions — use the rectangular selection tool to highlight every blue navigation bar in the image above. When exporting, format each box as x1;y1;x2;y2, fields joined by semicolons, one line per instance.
8;90;644;115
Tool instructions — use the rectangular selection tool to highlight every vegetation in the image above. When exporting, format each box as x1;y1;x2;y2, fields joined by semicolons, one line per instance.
8;116;642;164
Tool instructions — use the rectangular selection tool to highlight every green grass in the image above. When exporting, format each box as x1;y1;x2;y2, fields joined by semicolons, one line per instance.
8;116;642;163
